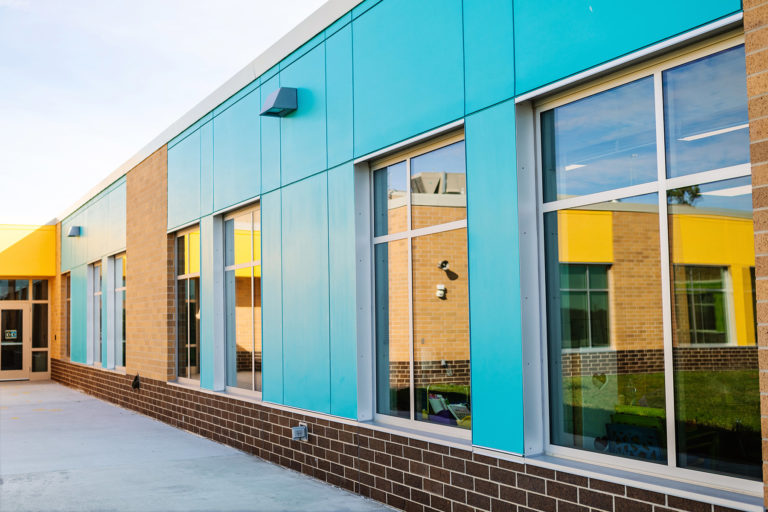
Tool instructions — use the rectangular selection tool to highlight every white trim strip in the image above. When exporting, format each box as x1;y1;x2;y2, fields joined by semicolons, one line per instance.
372;219;468;245
354;120;465;164
514;12;744;104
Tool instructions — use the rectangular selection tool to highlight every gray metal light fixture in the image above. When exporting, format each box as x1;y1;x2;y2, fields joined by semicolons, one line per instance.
259;87;298;117
67;226;81;237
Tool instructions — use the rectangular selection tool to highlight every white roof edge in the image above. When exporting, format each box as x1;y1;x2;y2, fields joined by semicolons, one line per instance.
56;0;363;223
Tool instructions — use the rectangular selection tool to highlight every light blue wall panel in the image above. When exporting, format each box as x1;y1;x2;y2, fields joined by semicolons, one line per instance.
69;264;88;364
280;44;327;186
261;77;282;194
107;183;127;252
213;89;261;212
352;0;464;156
199;215;215;390
465;99;524;454
167;129;201;230
101;260;108;366
281;173;331;413
327;163;357;419
514;0;741;95
85;198;106;263
201;121;214;216
261;190;284;404
463;0;515;113
325;25;354;168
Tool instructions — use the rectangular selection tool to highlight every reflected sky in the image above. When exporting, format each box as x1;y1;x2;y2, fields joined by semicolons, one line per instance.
664;45;748;178
667;176;752;213
373;161;406;237
542;77;657;201
411;141;466;175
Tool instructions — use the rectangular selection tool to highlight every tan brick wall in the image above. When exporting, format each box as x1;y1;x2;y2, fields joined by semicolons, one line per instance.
50;222;65;360
744;1;768;504
125;145;174;381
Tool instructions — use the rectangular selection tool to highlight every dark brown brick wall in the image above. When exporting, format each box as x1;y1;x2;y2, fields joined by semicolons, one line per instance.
51;359;747;512
561;347;758;377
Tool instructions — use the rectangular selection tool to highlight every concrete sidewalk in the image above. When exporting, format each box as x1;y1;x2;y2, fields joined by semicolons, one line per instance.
0;381;392;512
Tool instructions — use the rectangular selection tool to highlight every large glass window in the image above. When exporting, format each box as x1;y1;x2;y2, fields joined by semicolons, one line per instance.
224;206;262;393
540;42;758;480
373;134;471;431
176;228;200;381
89;262;103;365
114;254;126;368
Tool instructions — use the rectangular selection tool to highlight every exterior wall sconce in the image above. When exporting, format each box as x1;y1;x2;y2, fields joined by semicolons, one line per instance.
436;284;447;299
67;226;81;237
260;87;298;117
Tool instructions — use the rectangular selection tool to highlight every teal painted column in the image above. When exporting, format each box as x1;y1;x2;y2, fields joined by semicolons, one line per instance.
328;163;357;419
465;99;524;454
261;190;284;404
199;215;225;391
69;264;88;364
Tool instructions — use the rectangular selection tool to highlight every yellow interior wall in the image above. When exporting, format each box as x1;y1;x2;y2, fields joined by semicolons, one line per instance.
0;224;56;277
559;211;756;346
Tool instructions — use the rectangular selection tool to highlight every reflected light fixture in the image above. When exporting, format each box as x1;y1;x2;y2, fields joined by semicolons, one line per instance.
259;87;298;117
701;185;752;197
67;226;81;237
679;123;749;142
564;164;586;171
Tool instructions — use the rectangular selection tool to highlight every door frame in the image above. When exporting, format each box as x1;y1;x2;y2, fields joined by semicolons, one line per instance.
0;302;31;381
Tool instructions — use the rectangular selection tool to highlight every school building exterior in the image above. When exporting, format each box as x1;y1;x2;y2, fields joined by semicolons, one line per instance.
3;0;768;510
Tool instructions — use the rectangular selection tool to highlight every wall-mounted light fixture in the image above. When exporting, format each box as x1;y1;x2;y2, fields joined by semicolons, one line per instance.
260;87;298;117
67;226;81;237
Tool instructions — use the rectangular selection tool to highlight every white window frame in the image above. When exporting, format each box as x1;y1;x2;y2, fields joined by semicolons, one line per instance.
222;202;263;399
523;33;761;495
175;225;201;384
87;260;103;367
112;253;126;369
364;128;472;440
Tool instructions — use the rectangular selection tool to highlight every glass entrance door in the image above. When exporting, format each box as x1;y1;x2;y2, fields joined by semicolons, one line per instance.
0;307;30;380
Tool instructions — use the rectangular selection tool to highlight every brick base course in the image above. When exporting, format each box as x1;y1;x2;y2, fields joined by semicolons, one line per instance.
51;358;746;512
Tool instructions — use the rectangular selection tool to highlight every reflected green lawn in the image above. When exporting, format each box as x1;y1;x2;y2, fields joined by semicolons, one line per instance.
562;370;759;432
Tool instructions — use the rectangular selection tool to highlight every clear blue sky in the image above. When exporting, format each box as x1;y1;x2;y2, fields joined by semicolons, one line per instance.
0;0;325;224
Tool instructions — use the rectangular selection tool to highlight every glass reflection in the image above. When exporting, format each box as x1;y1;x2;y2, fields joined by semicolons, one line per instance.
668;176;760;479
32;279;48;300
1;310;23;371
541;77;657;202
412;228;470;429
373;161;407;237
177;229;201;381
410;141;467;230
546;193;667;462
375;239;411;419
32;304;47;348
664;46;749;178
0;280;29;301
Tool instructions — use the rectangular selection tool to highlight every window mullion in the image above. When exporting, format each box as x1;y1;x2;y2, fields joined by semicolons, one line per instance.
654;69;678;469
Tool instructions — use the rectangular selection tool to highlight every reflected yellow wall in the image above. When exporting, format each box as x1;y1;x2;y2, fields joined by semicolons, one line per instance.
0;224;56;277
557;211;613;263
559;210;755;346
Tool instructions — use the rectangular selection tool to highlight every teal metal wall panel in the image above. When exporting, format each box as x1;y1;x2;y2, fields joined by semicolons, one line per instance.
101;260;108;366
261;77;282;194
261;190;284;404
281;33;325;70
85;198;106;264
167;129;201;230
69;264;88;364
107;183;127;253
325;25;354;169
463;0;515;113
352;0;381;18
352;0;464;156
327;163;357;419
280;44;328;186
214;80;260;117
514;0;741;95
465;99;524;454
201;121;214;216
168;113;213;149
281;174;331;413
213;89;261;212
199;215;215;390
325;12;352;37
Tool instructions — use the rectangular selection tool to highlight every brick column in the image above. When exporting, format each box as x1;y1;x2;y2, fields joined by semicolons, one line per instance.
745;2;768;506
125;146;175;381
